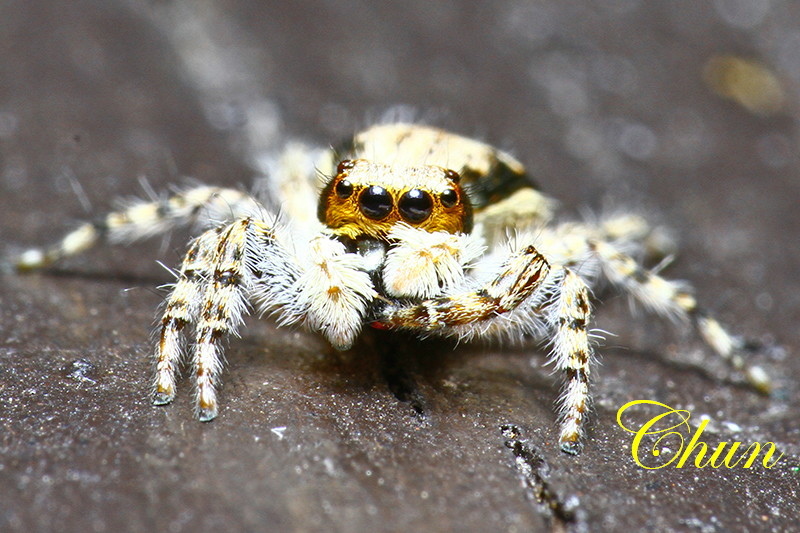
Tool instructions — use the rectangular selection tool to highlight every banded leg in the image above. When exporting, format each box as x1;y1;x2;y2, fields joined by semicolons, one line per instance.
153;214;378;419
533;213;672;271
153;229;221;405
591;239;771;393
189;219;377;415
548;269;594;455
374;244;551;332
375;246;598;454
12;185;260;271
191;219;255;421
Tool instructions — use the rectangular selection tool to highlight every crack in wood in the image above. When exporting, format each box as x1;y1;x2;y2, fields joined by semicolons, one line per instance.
500;424;587;533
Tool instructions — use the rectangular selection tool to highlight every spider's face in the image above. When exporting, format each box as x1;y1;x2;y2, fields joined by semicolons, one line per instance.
318;159;473;240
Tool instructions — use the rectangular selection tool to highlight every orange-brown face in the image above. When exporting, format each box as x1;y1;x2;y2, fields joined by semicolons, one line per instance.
318;159;473;240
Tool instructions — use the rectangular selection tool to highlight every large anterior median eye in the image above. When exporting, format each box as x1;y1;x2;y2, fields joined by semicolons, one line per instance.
398;188;433;223
359;185;393;219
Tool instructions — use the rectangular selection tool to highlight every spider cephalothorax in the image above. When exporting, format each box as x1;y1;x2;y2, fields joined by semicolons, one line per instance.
10;122;771;455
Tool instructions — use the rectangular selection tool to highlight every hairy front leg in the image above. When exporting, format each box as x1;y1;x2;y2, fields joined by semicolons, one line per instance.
153;217;279;420
375;244;551;331
548;269;594;455
153;228;221;406
374;244;598;454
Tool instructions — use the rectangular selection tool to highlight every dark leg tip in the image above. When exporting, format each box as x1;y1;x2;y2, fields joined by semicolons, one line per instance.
560;440;584;456
197;406;218;422
152;391;175;406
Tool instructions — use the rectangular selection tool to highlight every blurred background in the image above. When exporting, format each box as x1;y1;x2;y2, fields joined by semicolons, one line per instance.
1;1;798;532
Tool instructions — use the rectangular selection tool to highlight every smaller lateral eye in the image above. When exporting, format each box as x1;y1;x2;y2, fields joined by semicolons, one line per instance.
440;188;458;208
335;179;353;199
443;169;461;183
337;159;356;174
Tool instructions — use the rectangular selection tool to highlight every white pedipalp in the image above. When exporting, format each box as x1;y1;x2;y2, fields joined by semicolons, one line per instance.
382;223;485;299
293;235;377;350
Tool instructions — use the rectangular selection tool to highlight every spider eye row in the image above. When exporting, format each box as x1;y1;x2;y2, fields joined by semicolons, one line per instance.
335;179;458;223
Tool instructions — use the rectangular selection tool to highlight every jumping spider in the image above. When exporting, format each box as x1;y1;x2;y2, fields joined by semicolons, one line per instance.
10;123;770;454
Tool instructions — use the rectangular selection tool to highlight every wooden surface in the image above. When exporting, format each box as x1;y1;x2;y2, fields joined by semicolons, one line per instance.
1;2;798;532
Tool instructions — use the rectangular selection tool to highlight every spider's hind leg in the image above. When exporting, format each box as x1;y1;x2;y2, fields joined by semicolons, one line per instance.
590;238;771;394
11;185;261;271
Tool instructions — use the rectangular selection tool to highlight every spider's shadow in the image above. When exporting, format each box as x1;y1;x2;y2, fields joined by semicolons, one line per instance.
352;329;555;419
27;265;168;288
362;329;443;417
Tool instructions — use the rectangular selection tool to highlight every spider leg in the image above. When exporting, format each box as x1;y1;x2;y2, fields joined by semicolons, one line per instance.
375;243;596;454
154;215;377;419
154;216;278;419
190;219;255;421
375;244;551;332
153;229;220;405
594;213;676;261
590;239;771;393
548;269;594;455
473;187;556;245
12;185;261;271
